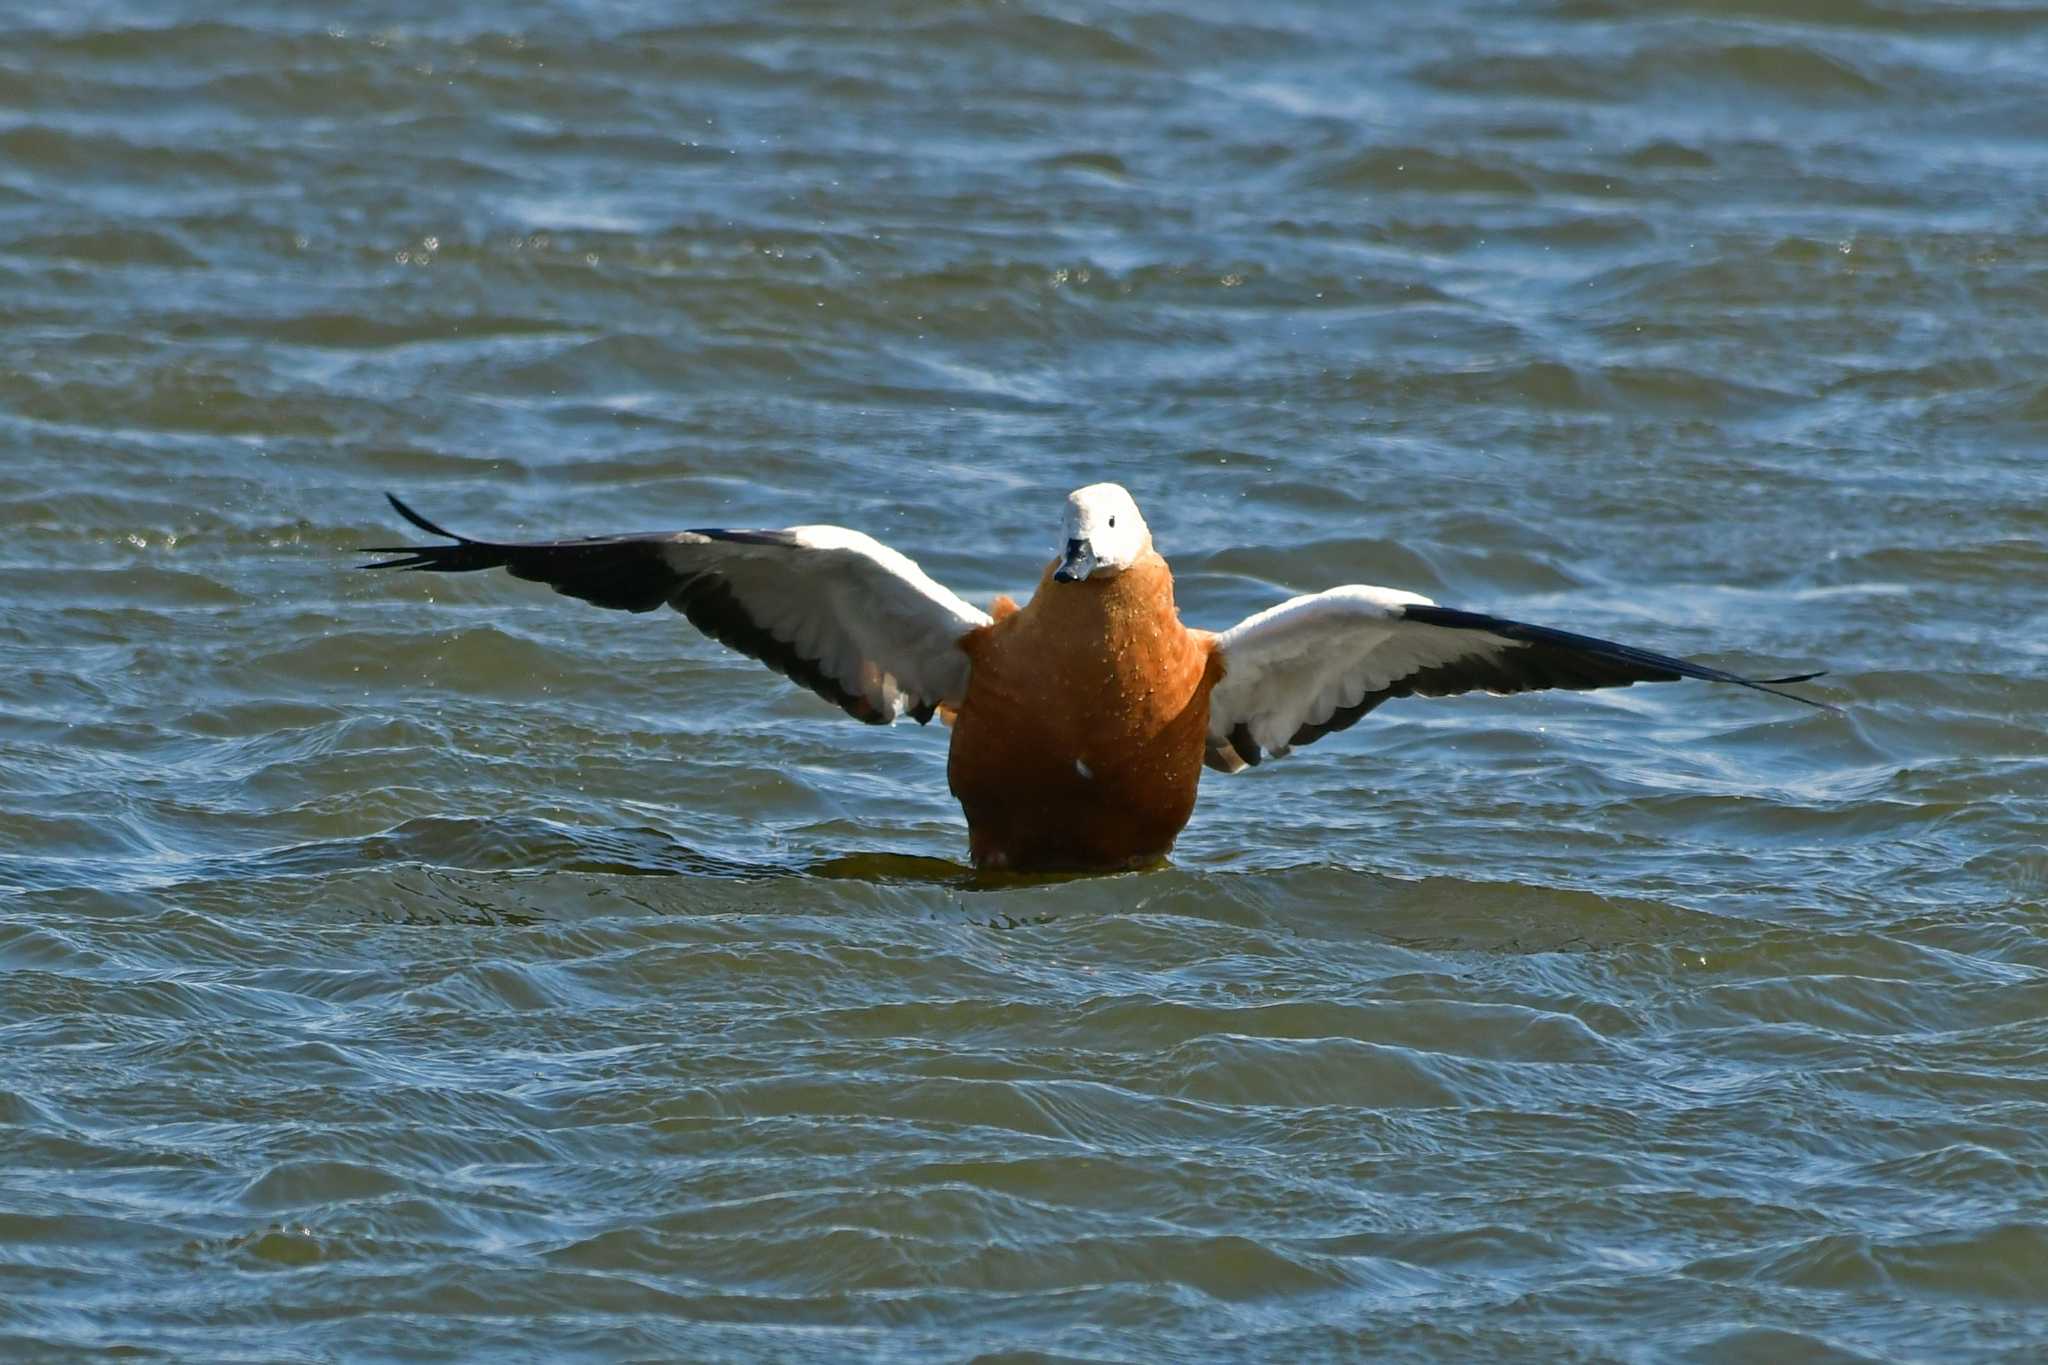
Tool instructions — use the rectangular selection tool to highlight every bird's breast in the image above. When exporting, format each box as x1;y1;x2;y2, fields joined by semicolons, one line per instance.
945;555;1218;870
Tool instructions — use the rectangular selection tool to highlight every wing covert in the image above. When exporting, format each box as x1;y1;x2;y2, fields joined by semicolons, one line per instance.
1204;586;1827;771
363;494;991;724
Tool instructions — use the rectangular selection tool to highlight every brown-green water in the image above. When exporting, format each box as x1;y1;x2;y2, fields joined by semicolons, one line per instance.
4;2;2047;1360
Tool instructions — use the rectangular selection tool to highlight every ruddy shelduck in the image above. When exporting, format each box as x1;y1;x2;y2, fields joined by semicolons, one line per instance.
366;484;1827;871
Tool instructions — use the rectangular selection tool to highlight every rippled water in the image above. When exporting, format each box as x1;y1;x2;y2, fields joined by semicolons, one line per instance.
4;0;2047;1359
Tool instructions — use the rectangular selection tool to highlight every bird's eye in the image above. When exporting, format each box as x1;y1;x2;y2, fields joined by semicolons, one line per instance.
1108;516;1117;528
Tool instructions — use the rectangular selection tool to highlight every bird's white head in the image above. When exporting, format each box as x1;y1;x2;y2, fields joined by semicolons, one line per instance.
1054;483;1151;583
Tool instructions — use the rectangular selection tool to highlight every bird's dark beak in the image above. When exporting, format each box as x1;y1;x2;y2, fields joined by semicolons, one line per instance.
1053;537;1095;583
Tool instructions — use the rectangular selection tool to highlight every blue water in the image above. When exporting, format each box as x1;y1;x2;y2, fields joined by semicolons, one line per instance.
3;1;2046;1359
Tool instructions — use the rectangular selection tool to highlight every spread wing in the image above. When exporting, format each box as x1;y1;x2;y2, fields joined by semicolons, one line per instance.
362;494;991;725
1204;585;1828;772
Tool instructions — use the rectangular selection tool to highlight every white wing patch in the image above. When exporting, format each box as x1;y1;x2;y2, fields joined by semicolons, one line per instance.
658;524;991;723
361;495;990;727
1209;586;1478;763
1204;582;1826;771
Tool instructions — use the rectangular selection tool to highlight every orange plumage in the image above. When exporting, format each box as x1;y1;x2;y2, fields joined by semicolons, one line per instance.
948;552;1220;870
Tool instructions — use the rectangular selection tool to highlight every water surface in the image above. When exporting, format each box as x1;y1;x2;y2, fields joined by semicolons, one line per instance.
3;1;2047;1359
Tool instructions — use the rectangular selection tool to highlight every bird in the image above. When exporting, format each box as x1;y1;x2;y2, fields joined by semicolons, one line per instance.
362;483;1828;872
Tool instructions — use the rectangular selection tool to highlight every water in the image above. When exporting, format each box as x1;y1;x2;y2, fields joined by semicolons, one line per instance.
3;0;2046;1358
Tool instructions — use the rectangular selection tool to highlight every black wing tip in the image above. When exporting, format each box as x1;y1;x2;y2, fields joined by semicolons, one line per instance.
1712;669;1838;711
383;491;464;541
1751;675;1843;712
355;493;481;569
1403;603;1841;712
